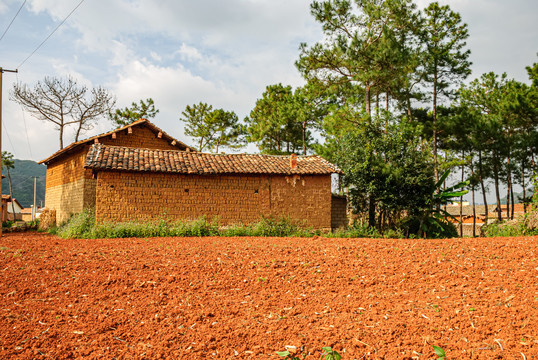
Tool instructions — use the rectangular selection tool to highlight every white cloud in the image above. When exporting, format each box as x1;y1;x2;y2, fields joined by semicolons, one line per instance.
177;43;204;62
1;0;537;162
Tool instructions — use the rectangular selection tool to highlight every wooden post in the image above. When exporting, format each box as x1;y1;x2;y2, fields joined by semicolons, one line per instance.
0;67;18;235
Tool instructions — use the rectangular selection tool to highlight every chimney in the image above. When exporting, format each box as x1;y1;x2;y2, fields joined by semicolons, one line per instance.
290;153;297;169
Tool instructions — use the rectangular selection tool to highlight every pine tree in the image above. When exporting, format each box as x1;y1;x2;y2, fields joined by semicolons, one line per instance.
420;2;471;183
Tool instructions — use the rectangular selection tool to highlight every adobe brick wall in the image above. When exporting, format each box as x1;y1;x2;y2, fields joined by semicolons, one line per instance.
94;171;332;229
331;195;348;229
44;148;91;223
43;126;184;223
45;178;87;223
99;126;179;150
45;148;89;188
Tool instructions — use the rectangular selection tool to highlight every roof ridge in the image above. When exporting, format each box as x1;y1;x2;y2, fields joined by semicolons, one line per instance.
92;144;319;157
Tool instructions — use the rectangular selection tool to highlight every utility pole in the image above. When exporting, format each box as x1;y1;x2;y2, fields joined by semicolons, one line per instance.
0;67;18;236
33;176;37;221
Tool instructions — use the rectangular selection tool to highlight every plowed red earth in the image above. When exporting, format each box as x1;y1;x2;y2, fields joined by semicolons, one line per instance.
0;232;537;359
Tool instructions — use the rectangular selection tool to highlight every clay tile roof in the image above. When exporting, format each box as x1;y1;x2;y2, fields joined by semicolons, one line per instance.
84;144;342;175
38;119;196;165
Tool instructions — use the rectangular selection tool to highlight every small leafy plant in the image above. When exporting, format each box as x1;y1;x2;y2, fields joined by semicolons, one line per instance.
276;346;341;360
433;345;446;359
276;350;303;360
321;346;341;360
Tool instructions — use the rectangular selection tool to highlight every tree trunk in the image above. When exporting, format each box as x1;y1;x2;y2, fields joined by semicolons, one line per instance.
506;181;510;220
459;150;464;236
510;183;514;220
368;197;376;228
406;93;412;121
302;121;307;155
59;124;64;150
365;85;371;116
375;92;379;117
493;157;502;221
433;68;438;185
522;161;527;213
471;157;476;237
443;179;447;213
506;154;512;220
74;122;82;142
7;169;15;222
478;150;488;224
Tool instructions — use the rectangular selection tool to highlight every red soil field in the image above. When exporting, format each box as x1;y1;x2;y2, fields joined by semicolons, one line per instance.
0;232;536;359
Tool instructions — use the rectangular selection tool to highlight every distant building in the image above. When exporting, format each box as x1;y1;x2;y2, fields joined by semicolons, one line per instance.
21;206;43;222
1;195;10;223
6;199;23;221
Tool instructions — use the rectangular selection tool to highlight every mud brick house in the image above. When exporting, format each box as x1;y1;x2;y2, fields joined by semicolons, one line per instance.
38;119;194;223
40;119;346;230
1;195;11;223
84;145;344;230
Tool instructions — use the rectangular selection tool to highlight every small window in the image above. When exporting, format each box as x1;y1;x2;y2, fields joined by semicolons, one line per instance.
184;189;189;193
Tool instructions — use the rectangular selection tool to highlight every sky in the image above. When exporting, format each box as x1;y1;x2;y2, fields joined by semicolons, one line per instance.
0;0;537;165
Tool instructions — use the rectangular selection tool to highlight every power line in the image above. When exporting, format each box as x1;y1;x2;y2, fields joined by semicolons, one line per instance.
0;0;27;43
15;73;33;159
17;0;86;69
2;121;16;155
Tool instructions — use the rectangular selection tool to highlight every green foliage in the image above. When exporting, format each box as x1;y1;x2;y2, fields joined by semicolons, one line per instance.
402;169;468;238
2;221;14;228
56;208;96;239
298;0;420;115
335;114;434;229
321;346;341;360
180;102;245;152
481;220;527;237
109;98;159;127
400;213;458;239
1;151;15;171
276;350;301;360
326;222;383;239
52;212;406;239
276;346;340;360
420;2;472;101
433;345;446;359
246;84;306;154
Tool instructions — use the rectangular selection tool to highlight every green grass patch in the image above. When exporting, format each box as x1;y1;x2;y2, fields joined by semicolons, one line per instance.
52;210;407;239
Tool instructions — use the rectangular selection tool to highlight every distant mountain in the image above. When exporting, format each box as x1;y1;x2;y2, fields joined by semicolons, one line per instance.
500;188;534;205
2;159;46;208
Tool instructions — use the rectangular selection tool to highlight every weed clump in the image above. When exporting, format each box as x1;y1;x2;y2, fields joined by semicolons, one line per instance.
51;211;406;239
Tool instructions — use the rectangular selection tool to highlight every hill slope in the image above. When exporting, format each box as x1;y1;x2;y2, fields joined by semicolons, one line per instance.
2;159;46;208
